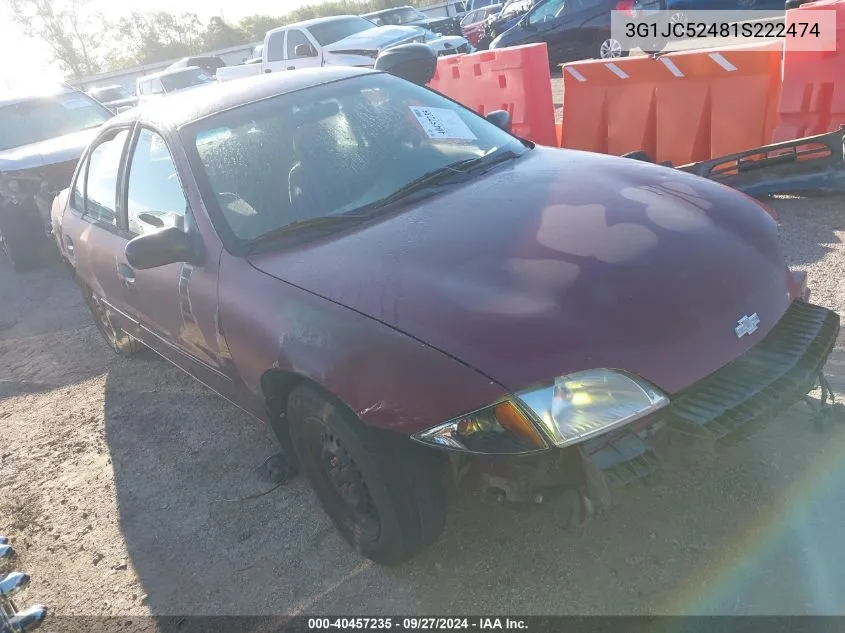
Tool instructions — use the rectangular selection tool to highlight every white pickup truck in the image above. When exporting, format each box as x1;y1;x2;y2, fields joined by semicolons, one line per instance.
217;15;427;82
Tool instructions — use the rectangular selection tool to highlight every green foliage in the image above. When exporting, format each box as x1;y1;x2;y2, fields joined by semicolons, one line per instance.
7;0;103;77
5;0;430;78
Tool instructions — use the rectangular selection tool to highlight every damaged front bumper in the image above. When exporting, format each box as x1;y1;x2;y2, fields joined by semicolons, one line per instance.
0;160;77;237
462;299;840;525
656;127;845;198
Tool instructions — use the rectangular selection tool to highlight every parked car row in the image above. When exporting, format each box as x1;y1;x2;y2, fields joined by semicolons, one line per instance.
216;14;472;83
461;3;503;46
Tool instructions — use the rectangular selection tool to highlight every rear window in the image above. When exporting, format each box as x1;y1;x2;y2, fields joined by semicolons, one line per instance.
160;69;214;93
0;93;111;152
91;87;126;102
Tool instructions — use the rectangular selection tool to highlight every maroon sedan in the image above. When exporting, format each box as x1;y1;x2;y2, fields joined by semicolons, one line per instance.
51;66;839;566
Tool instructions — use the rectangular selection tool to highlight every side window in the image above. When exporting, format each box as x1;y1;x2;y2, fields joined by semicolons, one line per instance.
70;155;88;213
150;79;164;94
84;129;130;227
286;29;311;58
527;0;565;23
267;31;285;62
126;128;188;236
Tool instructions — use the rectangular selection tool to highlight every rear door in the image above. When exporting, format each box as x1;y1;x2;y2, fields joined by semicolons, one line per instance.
285;28;323;70
553;0;613;61
59;126;137;324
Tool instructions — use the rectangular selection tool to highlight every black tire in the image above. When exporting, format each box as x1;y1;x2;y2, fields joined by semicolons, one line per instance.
80;282;144;357
287;384;447;566
0;201;47;273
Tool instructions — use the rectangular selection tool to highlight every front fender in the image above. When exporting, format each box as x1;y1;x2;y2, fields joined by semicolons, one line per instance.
218;251;509;436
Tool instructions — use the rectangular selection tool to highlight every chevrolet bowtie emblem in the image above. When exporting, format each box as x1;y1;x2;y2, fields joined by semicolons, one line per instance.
735;313;761;339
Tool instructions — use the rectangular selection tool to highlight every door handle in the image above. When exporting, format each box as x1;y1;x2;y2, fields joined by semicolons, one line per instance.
264;68;272;73
286;66;295;70
64;236;74;255
117;263;136;289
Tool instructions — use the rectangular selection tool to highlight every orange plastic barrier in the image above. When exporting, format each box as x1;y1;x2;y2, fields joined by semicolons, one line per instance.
428;43;557;147
559;42;782;165
773;0;845;142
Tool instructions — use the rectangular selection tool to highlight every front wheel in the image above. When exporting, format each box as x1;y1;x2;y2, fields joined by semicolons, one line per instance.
287;384;448;566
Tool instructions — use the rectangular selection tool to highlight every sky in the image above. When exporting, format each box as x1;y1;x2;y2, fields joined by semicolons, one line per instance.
0;0;315;82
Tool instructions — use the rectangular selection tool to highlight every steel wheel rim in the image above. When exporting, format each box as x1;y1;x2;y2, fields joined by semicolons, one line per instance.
86;291;126;352
600;38;623;59
305;419;381;542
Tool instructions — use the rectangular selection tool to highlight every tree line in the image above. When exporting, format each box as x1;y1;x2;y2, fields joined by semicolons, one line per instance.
6;0;428;79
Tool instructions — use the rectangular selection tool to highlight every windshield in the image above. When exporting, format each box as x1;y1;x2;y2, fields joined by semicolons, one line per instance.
185;73;527;244
308;17;377;46
160;69;214;93
0;92;111;152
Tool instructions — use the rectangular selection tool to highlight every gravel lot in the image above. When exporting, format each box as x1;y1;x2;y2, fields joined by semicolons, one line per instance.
1;193;844;618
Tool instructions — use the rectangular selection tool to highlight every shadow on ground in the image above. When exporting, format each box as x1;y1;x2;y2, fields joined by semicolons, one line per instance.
101;341;845;615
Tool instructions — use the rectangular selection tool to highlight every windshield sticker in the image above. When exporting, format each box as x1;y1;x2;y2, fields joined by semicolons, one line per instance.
409;106;477;142
61;95;92;110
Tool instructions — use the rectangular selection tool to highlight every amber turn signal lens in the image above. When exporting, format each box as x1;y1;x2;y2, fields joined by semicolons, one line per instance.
494;401;547;449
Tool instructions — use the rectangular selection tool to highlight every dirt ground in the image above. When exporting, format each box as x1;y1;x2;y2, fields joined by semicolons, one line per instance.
1;194;844;618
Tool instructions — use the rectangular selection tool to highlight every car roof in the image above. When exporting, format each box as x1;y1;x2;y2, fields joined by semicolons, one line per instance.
0;83;78;107
137;66;204;82
266;13;369;34
111;66;373;130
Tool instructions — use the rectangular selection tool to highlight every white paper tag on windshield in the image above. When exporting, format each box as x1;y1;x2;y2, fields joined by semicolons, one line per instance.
409;106;477;142
61;95;91;110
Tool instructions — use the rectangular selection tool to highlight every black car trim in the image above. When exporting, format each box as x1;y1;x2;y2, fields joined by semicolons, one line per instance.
665;299;840;442
582;300;839;488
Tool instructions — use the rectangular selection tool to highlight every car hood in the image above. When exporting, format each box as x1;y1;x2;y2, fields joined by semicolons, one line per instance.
249;147;792;395
0;127;98;173
323;25;423;53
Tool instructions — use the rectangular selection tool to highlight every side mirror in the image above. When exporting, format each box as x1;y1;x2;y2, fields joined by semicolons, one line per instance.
485;109;512;133
125;226;199;270
374;43;437;86
295;43;317;58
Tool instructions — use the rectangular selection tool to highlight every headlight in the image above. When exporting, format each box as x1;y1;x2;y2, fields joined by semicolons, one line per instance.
412;400;548;455
517;369;668;447
7;179;20;194
413;369;668;455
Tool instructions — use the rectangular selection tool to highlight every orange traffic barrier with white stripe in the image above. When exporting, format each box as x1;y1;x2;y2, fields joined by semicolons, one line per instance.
428;43;557;147
773;0;845;142
560;42;783;165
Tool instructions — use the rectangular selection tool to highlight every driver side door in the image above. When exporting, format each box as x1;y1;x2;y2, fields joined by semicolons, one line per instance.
284;29;322;71
119;126;234;394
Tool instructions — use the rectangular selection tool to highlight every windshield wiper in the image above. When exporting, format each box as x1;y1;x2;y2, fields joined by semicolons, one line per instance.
244;213;372;251
453;148;521;172
366;150;521;211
